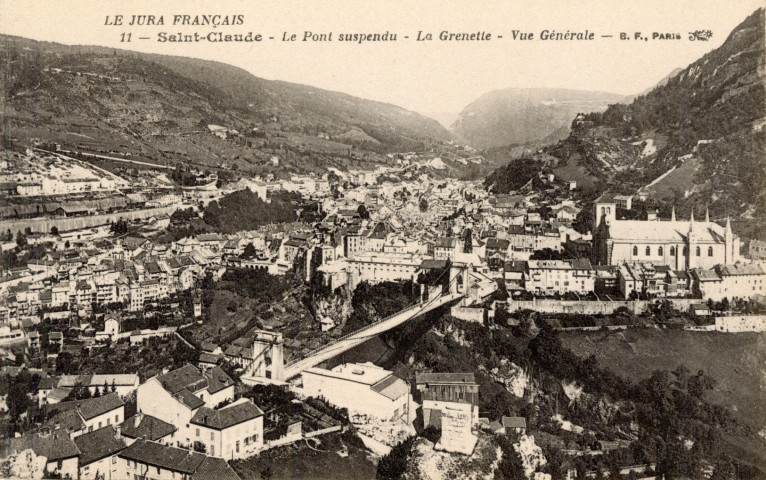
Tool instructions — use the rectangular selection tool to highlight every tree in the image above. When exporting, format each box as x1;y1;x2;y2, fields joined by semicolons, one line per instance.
463;228;473;253
357;204;370;220
377;436;416;479
7;376;31;421
93;386;101;398
110;218;129;235
56;352;76;374
50;226;59;236
193;441;207;453
496;435;526;480
243;242;256;259
111;380;116;393
15;231;27;250
419;197;429;212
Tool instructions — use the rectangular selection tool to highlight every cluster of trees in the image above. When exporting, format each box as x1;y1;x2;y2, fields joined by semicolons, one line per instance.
484;157;543;194
61;381;118;402
376;435;418;479
0;371;38;433
394;311;745;478
217;268;288;302
170;164;210;187
203;189;296;233
170;207;198;224
343;280;418;334
109;218;129;235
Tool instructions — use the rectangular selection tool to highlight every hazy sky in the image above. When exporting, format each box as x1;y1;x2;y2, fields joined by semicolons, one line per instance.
1;0;762;117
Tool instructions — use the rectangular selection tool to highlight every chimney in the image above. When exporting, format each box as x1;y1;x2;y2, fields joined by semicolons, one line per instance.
114;425;121;439
203;415;208;425
134;412;143;428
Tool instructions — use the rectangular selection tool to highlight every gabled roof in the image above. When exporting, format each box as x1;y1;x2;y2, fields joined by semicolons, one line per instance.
2;432;80;461
419;259;449;270
156;364;207;395
173;388;205;410
190;400;263;430
119;439;206;474
205;367;235;394
486;238;510;250
193;456;242;480
49;393;124;421
502;416;526;429
717;264;764;276
120;414;177;441
370;375;409;401
435;237;456;248
74;425;127;466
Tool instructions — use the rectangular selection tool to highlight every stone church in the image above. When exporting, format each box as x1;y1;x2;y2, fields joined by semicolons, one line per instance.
592;193;739;270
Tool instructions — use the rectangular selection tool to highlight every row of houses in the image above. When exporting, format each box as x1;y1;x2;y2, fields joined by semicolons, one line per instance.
501;258;766;301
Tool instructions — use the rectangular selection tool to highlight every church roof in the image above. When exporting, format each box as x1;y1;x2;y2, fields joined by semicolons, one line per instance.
607;220;725;243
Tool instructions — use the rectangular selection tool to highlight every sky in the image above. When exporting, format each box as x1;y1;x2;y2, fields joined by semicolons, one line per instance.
0;0;762;118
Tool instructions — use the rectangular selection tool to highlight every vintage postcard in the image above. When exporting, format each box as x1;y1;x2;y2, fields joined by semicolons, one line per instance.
0;1;764;479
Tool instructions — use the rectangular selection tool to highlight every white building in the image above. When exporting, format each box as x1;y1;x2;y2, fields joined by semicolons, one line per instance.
715;314;766;332
136;365;235;448
116;439;241;480
525;259;595;295
302;362;410;422
189;398;264;459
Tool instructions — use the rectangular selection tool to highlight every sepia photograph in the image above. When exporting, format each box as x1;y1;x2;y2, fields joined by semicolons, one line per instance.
0;0;764;478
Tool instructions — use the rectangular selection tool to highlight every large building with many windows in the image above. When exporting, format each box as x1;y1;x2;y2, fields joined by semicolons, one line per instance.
593;194;739;269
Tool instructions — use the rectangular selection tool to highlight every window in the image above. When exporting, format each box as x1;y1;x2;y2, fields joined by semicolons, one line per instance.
708;247;713;257
645;246;651;256
157;467;161;475
211;445;215;456
696;246;701;256
98;421;102;429
670;246;675;256
115;415;119;423
683;247;688;256
112;457;117;465
211;432;215;441
633;246;638;256
196;428;200;437
658;246;663;256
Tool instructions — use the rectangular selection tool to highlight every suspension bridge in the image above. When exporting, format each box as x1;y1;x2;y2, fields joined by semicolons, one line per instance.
241;264;470;384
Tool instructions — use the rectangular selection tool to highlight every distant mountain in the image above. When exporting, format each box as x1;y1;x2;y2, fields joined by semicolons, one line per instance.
450;88;624;149
490;8;765;222
423;111;460;130
0;35;449;172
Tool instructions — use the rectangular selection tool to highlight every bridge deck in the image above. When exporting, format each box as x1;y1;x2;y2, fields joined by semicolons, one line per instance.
281;292;463;379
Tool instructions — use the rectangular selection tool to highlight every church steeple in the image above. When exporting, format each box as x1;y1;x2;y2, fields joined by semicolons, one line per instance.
671;206;676;222
724;216;733;265
688;209;696;269
705;205;710;222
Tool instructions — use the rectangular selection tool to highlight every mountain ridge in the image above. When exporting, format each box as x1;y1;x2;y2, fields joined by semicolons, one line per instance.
0;34;449;173
486;7;766;227
450;87;625;150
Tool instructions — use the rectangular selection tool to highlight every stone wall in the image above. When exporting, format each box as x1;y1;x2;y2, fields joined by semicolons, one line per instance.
505;298;700;315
